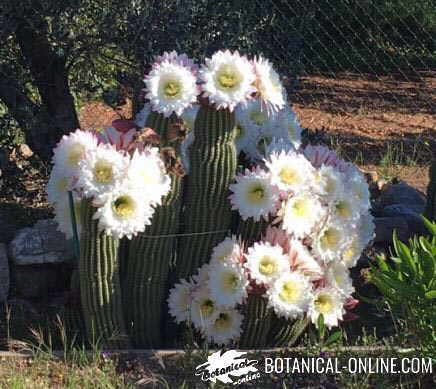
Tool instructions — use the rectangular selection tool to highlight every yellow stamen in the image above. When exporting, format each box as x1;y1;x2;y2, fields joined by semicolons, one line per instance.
279;281;300;303
112;196;135;219
94;161;113;184
164;81;181;98
259;256;277;276
279;167;299;185
247;186;265;204
315;294;333;314
214;313;232;331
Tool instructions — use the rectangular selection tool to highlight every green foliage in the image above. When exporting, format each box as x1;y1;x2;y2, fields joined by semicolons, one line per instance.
369;217;436;359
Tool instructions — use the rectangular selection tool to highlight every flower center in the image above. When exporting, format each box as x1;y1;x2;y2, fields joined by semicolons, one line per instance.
217;65;239;89
315;294;333;314
221;272;239;292
67;144;85;167
259;256;277;276
235;125;244;140
247;185;265;204
214;313;232;331
279;167;299;186
336;201;351;219
112;196;135;219
200;299;215;318
94;161;114;184
256;136;272;155
292;198;310;218
250;110;266;125
320;228;340;250
279;281;300;303
164;81;181;98
343;241;357;264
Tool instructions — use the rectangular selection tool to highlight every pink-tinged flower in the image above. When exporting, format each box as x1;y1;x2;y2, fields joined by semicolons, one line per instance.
303;145;351;173
152;51;199;74
97;126;137;152
288;240;323;281
342;297;359;321
112;119;138;133
262;226;291;254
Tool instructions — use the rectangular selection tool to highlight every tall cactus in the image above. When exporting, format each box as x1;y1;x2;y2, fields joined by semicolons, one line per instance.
123;112;184;348
425;159;436;221
79;199;130;349
176;105;237;280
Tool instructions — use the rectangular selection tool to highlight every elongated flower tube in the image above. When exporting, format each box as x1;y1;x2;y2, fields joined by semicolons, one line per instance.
79;199;130;349
123;111;184;348
176;104;237;281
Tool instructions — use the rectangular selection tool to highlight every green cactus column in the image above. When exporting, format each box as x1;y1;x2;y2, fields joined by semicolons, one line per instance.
425;159;436;221
237;218;272;349
268;316;310;347
123;112;184;348
176;105;237;280
79;199;130;349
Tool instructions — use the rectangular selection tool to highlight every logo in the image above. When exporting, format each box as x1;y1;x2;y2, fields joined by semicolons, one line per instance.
195;350;260;385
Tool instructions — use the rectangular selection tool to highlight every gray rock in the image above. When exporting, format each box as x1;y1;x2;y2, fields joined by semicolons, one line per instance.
382;204;427;235
9;219;74;265
12;264;71;299
379;181;426;214
0;243;9;302
374;216;409;243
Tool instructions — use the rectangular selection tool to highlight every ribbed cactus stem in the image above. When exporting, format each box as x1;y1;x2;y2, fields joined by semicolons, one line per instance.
425;159;436;221
239;294;272;348
79;199;130;349
176;105;237;280
268;316;310;347
123;112;183;348
237;217;271;348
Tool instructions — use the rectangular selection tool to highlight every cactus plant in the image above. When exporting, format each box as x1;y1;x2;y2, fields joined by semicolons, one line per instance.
237;218;271;348
79;199;130;349
425;159;436;221
176;105;237;280
123;112;184;348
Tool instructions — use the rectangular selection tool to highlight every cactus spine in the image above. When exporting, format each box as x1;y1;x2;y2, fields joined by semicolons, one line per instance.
425;159;436;221
79;199;130;348
176;105;237;280
237;218;271;348
123;112;183;348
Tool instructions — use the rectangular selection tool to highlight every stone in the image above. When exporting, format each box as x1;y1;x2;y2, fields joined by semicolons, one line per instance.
373;216;409;243
0;244;9;302
382;204;427;236
11;264;71;299
379;181;426;214
9;219;74;265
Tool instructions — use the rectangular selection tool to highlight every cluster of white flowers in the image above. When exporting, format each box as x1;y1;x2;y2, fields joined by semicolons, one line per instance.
168;144;373;345
168;236;247;345
46;128;171;239
138;50;301;172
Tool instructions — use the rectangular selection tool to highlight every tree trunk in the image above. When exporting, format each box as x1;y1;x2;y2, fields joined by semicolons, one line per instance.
13;18;79;161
